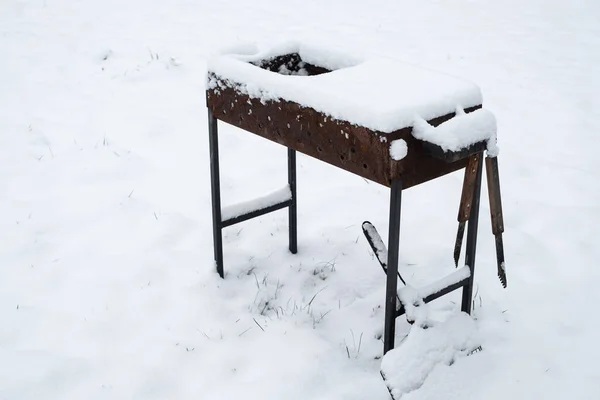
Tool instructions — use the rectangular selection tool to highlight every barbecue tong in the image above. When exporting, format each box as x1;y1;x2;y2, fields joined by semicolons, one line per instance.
454;154;506;288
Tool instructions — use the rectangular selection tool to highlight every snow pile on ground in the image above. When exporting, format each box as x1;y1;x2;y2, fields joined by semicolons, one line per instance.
381;313;480;399
2;0;600;399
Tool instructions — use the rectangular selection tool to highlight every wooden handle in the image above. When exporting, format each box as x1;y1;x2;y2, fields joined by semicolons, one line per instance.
457;154;481;222
485;156;504;235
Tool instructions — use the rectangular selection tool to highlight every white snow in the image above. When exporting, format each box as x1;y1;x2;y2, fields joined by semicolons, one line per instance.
208;42;483;133
212;41;364;82
397;267;470;326
221;186;291;221
389;139;408;161
412;108;498;153
2;0;600;399
380;312;481;399
419;266;471;299
362;222;388;266
397;285;429;326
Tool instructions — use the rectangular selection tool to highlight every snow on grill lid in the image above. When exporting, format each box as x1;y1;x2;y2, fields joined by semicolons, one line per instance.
207;41;483;133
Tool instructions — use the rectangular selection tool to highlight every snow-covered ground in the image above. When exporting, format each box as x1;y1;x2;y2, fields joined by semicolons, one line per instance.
2;0;600;398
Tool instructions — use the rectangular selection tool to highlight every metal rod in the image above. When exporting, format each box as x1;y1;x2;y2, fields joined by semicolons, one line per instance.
222;200;292;227
384;178;402;354
396;278;470;317
453;221;466;267
461;153;483;313
288;148;298;254
208;109;224;278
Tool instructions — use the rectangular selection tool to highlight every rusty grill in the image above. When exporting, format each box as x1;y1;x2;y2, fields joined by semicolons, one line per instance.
207;52;484;188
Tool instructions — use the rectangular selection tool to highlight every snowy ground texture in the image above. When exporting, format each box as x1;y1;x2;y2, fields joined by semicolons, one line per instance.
2;0;600;399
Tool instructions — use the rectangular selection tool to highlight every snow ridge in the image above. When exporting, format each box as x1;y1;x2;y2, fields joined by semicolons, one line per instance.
412;108;498;154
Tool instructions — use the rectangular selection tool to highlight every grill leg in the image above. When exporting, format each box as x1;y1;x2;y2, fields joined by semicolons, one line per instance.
208;109;224;278
384;178;403;354
461;152;483;313
288;148;298;254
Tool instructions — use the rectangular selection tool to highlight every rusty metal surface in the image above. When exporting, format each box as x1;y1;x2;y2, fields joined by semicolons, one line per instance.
207;77;392;186
387;127;470;189
206;57;483;188
421;140;487;163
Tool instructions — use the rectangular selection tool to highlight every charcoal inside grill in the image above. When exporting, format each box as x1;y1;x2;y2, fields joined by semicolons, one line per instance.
251;53;332;76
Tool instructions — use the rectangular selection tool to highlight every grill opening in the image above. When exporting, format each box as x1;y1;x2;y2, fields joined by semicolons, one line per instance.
252;53;333;76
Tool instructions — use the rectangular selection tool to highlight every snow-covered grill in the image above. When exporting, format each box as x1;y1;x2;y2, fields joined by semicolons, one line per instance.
205;42;505;357
206;50;490;188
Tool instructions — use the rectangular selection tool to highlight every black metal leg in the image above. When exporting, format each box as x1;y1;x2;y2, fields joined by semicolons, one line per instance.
384;178;402;354
208;109;224;278
288;148;298;254
461;153;483;313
